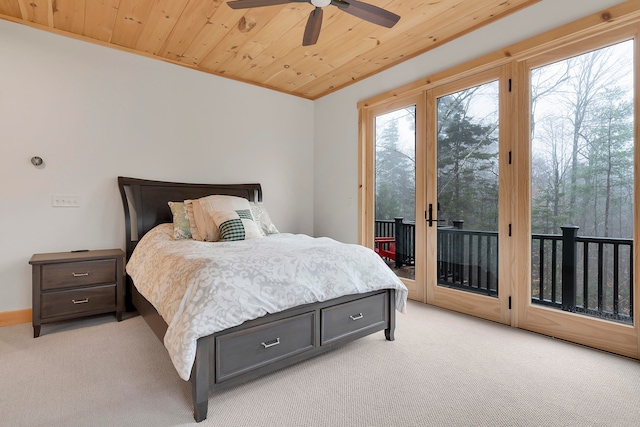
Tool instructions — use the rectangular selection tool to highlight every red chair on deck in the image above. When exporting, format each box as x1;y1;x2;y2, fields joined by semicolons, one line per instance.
374;237;396;261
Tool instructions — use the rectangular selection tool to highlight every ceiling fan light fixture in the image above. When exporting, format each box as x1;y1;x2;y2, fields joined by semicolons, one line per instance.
311;0;331;7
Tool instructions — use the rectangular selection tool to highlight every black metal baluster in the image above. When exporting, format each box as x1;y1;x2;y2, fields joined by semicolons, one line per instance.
613;243;619;316
475;234;481;290
494;234;499;295
439;230;444;282
597;242;604;312
583;242;589;311
551;239;557;303
485;235;491;295
629;245;634;320
539;238;545;301
441;230;448;283
447;231;453;284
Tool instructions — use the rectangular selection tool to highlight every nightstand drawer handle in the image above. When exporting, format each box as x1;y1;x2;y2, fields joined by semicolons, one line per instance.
261;338;280;349
72;272;90;277
350;313;364;321
72;298;90;304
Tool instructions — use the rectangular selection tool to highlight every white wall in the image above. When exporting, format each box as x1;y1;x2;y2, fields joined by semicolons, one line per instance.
313;0;624;243
0;19;314;312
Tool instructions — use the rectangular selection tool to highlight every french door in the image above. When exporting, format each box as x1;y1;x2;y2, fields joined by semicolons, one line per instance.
363;94;426;302
425;67;512;325
515;29;639;357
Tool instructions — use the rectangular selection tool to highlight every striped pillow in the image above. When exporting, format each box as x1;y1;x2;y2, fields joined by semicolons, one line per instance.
209;210;263;241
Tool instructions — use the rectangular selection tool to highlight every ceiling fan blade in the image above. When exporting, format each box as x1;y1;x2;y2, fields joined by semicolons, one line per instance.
340;0;400;28
227;0;293;10
302;7;323;46
330;0;349;9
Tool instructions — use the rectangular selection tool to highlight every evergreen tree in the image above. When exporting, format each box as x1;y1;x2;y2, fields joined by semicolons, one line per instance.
437;87;499;230
375;112;416;221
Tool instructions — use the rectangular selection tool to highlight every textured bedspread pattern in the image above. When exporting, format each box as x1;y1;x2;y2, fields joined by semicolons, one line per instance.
126;224;408;380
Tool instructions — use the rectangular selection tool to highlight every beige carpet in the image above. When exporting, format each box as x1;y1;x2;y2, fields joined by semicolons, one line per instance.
1;301;639;427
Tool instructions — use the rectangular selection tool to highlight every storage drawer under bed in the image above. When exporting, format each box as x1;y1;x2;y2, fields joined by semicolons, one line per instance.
321;292;388;345
215;312;316;382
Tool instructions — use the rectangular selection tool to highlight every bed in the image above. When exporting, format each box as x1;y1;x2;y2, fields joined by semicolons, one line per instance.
117;176;408;422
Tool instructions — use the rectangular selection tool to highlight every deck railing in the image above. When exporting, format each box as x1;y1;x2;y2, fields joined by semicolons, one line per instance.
375;220;634;324
437;222;499;297
532;226;633;324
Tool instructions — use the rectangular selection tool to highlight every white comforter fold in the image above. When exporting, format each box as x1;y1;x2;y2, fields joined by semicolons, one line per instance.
126;224;408;380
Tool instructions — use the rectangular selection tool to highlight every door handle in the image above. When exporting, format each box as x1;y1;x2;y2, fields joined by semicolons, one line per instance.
426;203;445;227
427;203;436;227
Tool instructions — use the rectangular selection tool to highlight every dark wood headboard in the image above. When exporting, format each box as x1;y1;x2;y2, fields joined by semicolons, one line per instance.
117;177;262;260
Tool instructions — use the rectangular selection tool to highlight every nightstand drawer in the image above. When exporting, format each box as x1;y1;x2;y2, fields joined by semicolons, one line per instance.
41;284;116;319
42;259;116;290
216;312;315;382
321;292;388;345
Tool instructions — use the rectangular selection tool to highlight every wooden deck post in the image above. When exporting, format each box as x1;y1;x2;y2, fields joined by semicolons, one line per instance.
394;217;404;268
561;226;579;312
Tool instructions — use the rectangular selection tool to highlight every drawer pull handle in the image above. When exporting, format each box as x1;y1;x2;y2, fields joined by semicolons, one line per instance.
72;298;90;304
261;338;280;349
350;313;364;321
72;272;90;277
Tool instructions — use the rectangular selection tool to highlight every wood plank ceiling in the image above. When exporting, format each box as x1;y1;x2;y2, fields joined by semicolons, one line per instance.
0;0;540;99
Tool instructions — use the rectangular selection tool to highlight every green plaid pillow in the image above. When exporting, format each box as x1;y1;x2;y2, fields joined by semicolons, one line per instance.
218;218;245;241
236;209;253;220
210;210;263;241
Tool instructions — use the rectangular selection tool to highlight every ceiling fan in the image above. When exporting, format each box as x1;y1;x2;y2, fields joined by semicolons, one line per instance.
227;0;400;46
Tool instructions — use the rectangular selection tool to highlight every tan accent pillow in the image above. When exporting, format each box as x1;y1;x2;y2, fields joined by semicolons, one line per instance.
188;195;252;241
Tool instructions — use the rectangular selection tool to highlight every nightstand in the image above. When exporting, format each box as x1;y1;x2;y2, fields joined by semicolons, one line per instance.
29;249;125;338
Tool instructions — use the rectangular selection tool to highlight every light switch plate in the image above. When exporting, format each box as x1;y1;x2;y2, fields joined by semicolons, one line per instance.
52;194;81;207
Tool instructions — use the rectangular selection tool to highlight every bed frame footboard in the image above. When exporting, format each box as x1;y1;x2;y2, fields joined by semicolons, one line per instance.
187;288;396;422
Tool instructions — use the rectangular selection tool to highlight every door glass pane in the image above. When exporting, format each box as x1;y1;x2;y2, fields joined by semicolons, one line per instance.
530;40;634;324
436;81;500;296
374;106;416;280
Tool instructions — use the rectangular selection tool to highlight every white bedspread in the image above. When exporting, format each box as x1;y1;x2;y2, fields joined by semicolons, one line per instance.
126;224;408;380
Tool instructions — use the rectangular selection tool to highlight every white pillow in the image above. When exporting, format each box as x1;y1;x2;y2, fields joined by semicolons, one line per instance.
209;210;263;241
250;202;279;235
187;195;251;241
